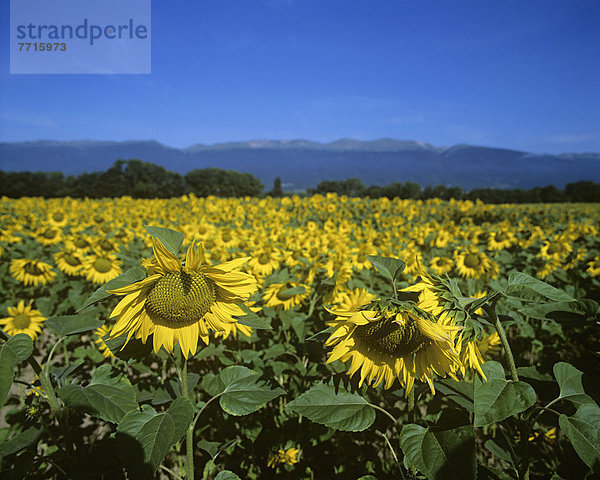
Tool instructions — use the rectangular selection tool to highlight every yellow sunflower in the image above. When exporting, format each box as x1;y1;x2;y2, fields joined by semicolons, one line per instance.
539;235;572;262
587;256;600;276
454;248;499;280
429;256;453;275
488;229;516;251
0;300;46;339
10;259;56;286
332;288;376;311
54;249;85;276
248;248;281;276
84;252;122;284
108;237;258;358
398;262;490;381
325;306;461;394
267;447;300;468
264;282;309;310
67;234;94;254
36;226;63;246
47;209;68;228
94;324;115;358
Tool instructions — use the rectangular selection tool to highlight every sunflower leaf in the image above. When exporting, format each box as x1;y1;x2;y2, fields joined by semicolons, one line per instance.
505;272;575;302
0;426;42;459
77;266;147;312
518;300;597;326
3;333;33;362
236;305;271;330
559;403;600;472
286;382;375;432
366;255;406;282
144;225;185;257
217;366;285;416
0;343;18;409
553;362;595;407
59;365;138;424
473;361;536;427
45;314;103;337
117;397;194;475
214;472;242;480
399;424;476;480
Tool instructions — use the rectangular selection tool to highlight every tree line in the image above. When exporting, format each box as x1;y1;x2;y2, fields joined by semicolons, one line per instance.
0;159;598;202
0;159;263;198
310;178;600;203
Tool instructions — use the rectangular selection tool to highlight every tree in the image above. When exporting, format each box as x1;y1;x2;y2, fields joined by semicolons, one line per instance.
267;177;284;197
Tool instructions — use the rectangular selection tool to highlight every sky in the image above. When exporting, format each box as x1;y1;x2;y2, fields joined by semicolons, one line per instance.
1;0;599;154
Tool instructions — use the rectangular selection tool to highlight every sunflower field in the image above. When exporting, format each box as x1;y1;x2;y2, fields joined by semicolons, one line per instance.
1;194;599;480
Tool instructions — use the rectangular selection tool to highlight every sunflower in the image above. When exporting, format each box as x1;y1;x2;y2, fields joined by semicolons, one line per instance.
488;228;516;251
108;237;258;358
267;447;300;468
0;300;46;339
398;262;490;381
54;249;85;276
36;226;63;246
10;259;56;286
332;288;376;311
429;256;453;275
248;248;280;276
325;305;462;394
67;234;94;254
48;209;68;228
264;281;309;310
94;324;115;358
587;256;600;276
454;248;499;280
83;252;122;284
539;235;572;262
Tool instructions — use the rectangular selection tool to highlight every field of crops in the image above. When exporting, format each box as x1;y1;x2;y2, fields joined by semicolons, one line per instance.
1;194;599;480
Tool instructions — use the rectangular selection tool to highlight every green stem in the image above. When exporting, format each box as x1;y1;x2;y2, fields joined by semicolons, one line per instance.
181;360;195;480
38;366;61;416
368;403;398;424
376;430;406;480
407;387;415;423
484;304;519;382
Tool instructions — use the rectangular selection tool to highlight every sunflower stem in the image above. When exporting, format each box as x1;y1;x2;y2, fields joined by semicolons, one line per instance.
484;304;519;382
181;359;195;480
407;388;415;423
368;403;398;424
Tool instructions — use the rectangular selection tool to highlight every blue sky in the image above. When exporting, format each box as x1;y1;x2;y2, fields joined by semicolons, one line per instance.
1;0;599;154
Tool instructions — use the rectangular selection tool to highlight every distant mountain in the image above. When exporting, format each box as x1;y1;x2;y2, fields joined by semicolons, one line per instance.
1;138;599;191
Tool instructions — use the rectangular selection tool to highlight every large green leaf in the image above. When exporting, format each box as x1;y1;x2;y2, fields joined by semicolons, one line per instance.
0;343;18;409
286;382;375;432
473;361;536;427
0;335;35;408
553;362;595;406
214;472;242;480
217;366;284;416
399;424;476;480
559;403;600;472
0;427;42;459
505;272;575;302
366;255;406;282
59;365;138;423
77;266;146;312
45;315;104;337
518;300;597;325
117;397;194;473
436;379;474;412
3;334;33;363
144;225;185;257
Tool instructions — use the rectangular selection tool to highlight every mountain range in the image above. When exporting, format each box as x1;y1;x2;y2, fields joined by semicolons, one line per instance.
1;138;599;191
